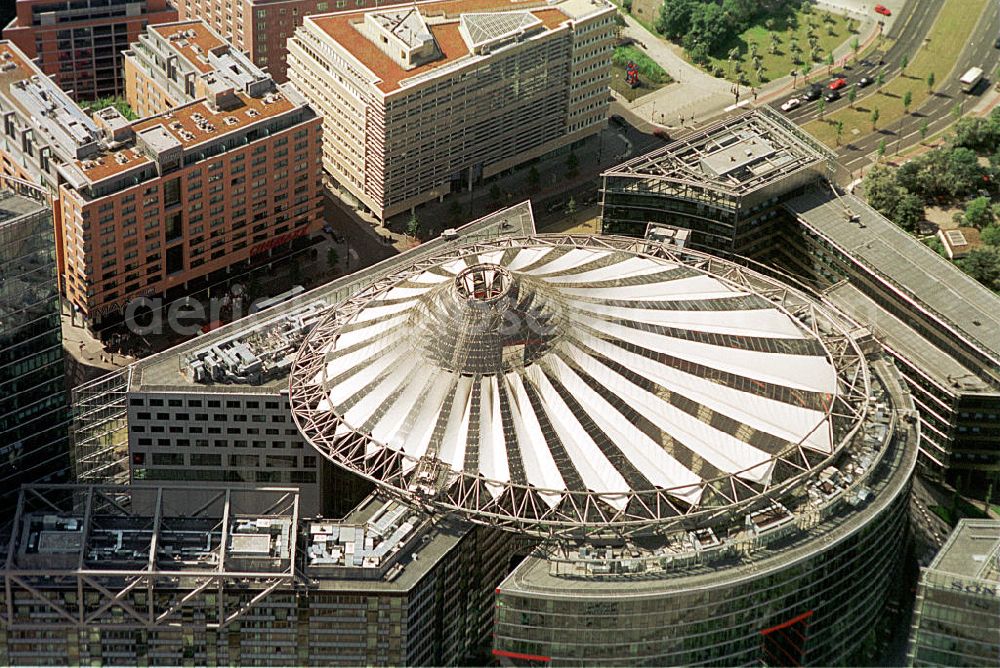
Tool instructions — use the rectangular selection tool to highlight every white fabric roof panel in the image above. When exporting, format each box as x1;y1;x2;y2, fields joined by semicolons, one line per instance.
297;241;848;517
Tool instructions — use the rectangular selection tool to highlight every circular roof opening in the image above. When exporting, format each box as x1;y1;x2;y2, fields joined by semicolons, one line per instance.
454;263;512;304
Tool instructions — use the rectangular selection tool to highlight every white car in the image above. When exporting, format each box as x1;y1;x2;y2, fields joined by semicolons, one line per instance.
781;97;802;112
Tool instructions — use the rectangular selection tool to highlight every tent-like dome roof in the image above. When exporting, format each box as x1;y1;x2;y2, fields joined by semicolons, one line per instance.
289;236;869;537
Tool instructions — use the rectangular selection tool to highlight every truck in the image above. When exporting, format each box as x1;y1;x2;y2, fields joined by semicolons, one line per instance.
960;67;984;93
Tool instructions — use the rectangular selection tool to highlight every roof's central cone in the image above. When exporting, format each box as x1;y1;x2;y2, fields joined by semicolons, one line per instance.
410;264;562;375
454;263;512;304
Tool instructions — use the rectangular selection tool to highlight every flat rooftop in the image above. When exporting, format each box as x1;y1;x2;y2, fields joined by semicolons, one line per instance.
130;201;537;393
604;109;832;196
785;190;1000;382
825;282;994;394
928;519;1000;583
308;0;602;93
149;20;228;74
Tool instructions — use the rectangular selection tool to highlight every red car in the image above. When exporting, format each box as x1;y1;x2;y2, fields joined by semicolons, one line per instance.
874;4;891;16
828;77;847;91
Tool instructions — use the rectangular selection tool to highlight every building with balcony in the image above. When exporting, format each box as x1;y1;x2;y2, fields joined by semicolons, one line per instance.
0;24;323;331
0;177;71;517
287;0;615;222
907;519;1000;666
1;0;178;101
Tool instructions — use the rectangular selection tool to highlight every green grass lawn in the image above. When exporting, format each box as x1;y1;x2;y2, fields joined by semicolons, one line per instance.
805;0;988;147
699;7;854;86
612;45;672;101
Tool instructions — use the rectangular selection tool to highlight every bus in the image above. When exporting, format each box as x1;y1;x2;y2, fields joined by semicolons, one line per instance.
960;67;984;93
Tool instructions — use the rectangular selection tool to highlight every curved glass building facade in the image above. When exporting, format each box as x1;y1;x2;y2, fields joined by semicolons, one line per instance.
494;362;918;666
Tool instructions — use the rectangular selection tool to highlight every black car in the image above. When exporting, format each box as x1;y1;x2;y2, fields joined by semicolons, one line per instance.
610;114;627;128
803;85;823;101
995;36;1000;49
824;89;841;102
857;76;872;88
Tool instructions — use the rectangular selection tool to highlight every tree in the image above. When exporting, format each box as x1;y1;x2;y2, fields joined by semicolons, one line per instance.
902;90;913;115
566;152;579;179
621;0;632;13
326;247;339;273
981;224;1000;247
893;193;925;232
825;51;834;75
900;54;909;76
801;63;812;82
964;196;995;229
926;71;936;94
875;70;885;91
790;68;798;87
406;212;420;238
527;165;541;191
656;0;696;40
851;37;860;62
863;164;904;216
958;247;1000;291
877;138;887;159
727;46;741;74
871;107;880;131
919;120;929;144
564;197;577;218
848;86;857;108
817;97;826;119
835;120;844;146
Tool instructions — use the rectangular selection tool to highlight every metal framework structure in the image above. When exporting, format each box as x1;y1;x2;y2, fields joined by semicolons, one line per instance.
71;367;132;485
602;107;835;199
0;485;299;631
289;234;873;539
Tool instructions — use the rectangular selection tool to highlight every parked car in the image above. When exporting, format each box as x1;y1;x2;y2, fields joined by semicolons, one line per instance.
610;114;627;128
828;77;848;91
874;4;891;17
780;97;802;112
994;36;1000;49
803;85;823;101
825;89;842;102
857;76;873;88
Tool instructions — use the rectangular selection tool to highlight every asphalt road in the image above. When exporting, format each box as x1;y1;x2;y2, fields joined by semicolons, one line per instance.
835;1;1000;175
769;0;942;124
764;0;1000;181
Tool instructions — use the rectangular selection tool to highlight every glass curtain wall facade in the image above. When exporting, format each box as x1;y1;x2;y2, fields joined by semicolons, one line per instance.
0;177;70;515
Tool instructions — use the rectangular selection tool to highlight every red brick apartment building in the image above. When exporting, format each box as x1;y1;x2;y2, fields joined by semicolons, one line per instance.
2;0;178;101
0;20;323;330
175;0;394;82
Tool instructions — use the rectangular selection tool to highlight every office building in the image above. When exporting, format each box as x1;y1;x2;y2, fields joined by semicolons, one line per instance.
1;0;178;101
601;108;832;257
0;25;323;330
287;0;615;221
65;198;917;663
0;484;516;665
0;177;71;516
601;109;1000;495
288;225;918;663
907;519;1000;666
